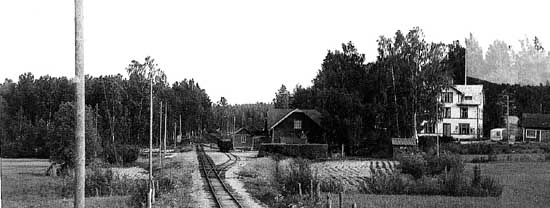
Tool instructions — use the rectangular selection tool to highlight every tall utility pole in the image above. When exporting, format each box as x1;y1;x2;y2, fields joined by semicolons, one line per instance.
159;102;162;169
179;115;182;145
74;0;85;207
173;122;176;150
163;105;167;165
436;104;440;157
506;95;510;142
147;70;153;208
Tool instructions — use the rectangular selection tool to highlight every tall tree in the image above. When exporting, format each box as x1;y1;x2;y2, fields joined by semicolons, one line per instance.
273;84;290;109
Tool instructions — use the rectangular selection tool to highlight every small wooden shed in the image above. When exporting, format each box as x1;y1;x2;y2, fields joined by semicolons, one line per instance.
391;138;419;158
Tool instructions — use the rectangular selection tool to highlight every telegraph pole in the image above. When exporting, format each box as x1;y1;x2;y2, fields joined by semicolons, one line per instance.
74;0;86;207
507;95;510;142
163;105;167;165
147;70;153;208
159;102;162;169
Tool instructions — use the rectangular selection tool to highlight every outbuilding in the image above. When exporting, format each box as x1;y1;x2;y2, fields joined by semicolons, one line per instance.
521;113;550;142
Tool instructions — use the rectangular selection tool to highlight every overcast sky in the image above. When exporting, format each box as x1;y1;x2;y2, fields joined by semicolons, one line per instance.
1;0;548;104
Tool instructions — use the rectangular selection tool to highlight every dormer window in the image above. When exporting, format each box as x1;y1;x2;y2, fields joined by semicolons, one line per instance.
443;92;453;103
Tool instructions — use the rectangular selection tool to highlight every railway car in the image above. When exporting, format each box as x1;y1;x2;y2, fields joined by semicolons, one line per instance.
218;136;233;152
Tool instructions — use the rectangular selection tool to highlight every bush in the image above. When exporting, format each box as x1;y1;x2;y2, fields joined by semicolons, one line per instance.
360;173;410;194
105;144;140;164
276;158;316;195
397;156;427;179
425;153;464;175
318;179;344;193
128;179;149;208
259;143;328;159
478;176;504;197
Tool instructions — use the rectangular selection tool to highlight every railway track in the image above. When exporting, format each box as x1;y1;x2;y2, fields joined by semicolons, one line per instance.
197;144;243;208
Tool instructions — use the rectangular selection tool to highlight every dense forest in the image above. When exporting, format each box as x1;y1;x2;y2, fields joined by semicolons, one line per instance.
0;57;212;159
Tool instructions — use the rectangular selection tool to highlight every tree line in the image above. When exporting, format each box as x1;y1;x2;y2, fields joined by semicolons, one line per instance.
466;34;550;86
0;57;212;160
274;27;464;156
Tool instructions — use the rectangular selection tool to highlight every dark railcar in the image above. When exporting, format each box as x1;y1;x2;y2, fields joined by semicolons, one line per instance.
218;137;232;152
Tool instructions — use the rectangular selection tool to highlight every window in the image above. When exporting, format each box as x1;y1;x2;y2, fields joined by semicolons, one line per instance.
425;122;435;133
496;131;501;137
460;107;468;118
241;135;246;143
459;123;470;135
465;96;473;100
443;108;451;118
443;123;451;136
442;92;453;103
294;119;302;129
526;129;536;138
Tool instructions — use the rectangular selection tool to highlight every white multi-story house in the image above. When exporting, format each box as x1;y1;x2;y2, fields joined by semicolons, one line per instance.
419;85;484;140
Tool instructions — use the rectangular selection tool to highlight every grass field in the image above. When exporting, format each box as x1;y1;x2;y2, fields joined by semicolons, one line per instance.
240;157;550;208
323;162;550;208
1;158;130;208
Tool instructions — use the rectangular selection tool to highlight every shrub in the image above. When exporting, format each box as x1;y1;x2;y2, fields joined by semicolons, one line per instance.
478;176;504;197
412;176;441;195
259;143;328;159
276;158;316;195
440;168;469;196
425;153;464;175
360;173;411;194
105;144;140;164
318;179;344;193
128;179;149;208
397;156;427;179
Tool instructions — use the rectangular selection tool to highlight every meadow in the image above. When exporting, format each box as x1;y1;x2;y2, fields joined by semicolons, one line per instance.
321;162;550;208
239;157;550;208
1;158;129;208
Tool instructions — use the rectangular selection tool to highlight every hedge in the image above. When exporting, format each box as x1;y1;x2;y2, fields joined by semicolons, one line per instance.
258;143;328;159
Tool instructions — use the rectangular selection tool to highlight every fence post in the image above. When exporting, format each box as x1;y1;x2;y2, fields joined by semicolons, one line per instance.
473;165;481;185
352;202;357;208
317;182;321;199
299;183;303;197
339;192;343;208
310;179;313;197
327;195;332;208
152;180;155;203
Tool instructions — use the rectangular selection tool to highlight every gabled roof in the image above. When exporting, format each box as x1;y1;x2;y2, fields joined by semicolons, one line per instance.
522;113;550;129
267;108;322;130
231;127;251;135
391;138;417;146
444;85;484;95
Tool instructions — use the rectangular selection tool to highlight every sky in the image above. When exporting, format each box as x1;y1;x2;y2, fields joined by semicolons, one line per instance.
1;0;548;104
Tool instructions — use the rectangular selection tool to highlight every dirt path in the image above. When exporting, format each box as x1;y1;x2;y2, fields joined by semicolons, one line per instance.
225;151;267;208
180;146;210;207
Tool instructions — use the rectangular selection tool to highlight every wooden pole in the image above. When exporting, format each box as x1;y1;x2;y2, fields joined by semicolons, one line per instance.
148;69;153;208
74;0;86;207
174;122;176;150
179;114;181;146
159;102;162;169
164;105;167;165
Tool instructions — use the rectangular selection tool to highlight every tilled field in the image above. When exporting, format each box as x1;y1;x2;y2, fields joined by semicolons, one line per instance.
311;160;398;190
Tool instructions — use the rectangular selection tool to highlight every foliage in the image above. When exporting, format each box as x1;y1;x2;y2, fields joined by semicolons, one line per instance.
47;102;102;170
425;153;464;175
397;156;427;179
274;84;291;109
276;158;316;196
360;167;503;197
0;56;213;158
104;144;140;164
258;143;328;159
